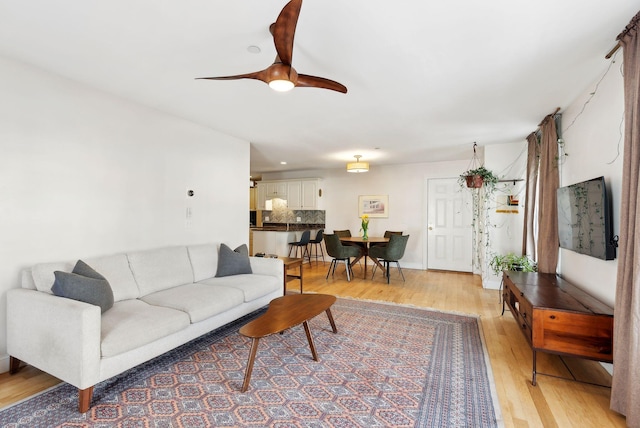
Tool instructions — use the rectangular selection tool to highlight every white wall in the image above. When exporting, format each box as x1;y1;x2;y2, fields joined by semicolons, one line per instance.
263;159;470;270
482;142;528;288
0;56;250;372
555;58;624;307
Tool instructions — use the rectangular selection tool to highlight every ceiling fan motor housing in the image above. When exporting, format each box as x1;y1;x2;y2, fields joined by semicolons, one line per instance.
267;63;298;86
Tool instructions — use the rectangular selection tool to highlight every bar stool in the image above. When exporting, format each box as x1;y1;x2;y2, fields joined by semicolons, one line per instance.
288;230;311;263
308;229;325;265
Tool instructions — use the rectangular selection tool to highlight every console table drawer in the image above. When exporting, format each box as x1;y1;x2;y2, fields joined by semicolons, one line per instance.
532;309;613;361
516;312;533;342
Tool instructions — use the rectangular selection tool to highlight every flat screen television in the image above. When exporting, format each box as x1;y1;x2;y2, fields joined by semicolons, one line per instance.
556;176;617;260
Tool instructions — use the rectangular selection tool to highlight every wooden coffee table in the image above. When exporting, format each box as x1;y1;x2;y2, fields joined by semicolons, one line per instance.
238;293;338;392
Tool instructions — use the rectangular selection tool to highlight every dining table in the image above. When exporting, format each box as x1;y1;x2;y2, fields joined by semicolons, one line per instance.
339;236;389;278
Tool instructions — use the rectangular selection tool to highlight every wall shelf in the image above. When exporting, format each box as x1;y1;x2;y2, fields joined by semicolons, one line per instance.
498;179;524;185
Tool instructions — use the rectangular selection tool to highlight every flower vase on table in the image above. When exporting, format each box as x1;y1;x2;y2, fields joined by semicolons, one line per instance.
360;214;369;240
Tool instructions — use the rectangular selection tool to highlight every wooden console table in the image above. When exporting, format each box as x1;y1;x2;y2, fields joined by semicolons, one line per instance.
502;271;614;385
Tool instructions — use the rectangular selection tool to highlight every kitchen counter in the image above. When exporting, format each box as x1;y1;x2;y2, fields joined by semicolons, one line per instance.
251;223;324;232
250;225;324;257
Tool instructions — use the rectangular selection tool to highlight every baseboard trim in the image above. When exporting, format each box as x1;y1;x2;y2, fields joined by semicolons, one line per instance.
482;278;501;290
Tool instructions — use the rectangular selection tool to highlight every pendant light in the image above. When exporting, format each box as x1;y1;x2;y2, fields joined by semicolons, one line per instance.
347;155;369;173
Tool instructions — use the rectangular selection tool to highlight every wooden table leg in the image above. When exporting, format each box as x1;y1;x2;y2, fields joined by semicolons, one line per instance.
282;265;286;295
242;338;260;392
532;349;537;386
302;321;318;361
299;263;303;293
325;308;338;333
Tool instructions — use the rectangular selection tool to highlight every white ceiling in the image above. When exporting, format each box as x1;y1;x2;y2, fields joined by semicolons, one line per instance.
0;1;636;177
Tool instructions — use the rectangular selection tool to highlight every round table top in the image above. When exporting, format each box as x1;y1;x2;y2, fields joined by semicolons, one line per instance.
339;236;389;244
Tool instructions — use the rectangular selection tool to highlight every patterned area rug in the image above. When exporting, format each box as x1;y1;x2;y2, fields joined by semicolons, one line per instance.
0;298;502;427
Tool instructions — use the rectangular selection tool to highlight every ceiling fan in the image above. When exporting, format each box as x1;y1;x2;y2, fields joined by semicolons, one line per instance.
197;0;347;94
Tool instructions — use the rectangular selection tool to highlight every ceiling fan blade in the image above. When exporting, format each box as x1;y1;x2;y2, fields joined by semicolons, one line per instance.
272;0;302;66
296;74;348;93
196;69;269;84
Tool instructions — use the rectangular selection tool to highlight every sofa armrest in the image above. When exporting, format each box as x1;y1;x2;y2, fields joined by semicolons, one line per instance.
249;256;284;283
7;289;101;390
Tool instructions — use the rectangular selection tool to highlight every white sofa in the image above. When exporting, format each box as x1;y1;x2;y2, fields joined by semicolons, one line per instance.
6;244;283;412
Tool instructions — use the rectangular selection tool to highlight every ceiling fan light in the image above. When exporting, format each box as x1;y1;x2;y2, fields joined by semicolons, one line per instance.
347;155;369;173
269;79;295;92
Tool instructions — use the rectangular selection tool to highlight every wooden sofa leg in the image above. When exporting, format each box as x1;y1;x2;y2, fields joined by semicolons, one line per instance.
9;356;22;374
78;386;94;413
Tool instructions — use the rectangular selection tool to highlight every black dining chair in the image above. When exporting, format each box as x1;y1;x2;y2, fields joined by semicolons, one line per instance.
333;229;363;267
333;230;351;238
369;234;409;284
324;234;362;282
370;230;403;248
288;230;311;263
308;229;325;264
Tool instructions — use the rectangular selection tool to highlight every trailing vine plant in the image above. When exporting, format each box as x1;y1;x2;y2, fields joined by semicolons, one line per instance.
459;143;500;273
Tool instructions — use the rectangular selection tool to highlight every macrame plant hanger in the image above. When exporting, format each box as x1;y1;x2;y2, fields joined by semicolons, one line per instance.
464;142;484;188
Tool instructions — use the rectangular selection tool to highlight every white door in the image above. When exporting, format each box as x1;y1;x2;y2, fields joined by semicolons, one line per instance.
427;178;473;272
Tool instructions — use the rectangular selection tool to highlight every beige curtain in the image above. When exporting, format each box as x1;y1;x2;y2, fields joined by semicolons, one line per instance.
522;132;540;259
610;11;640;426
536;116;559;273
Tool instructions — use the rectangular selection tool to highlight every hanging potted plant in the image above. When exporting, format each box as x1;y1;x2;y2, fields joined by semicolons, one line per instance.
459;165;499;189
459;142;502;274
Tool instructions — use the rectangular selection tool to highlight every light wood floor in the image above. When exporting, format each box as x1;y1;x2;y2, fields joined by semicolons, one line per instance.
0;261;626;427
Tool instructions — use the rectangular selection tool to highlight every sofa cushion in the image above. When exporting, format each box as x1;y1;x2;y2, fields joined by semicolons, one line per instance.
141;283;245;323
127;246;194;296
51;260;114;313
84;253;140;301
187;243;219;282
101;299;190;358
21;269;37;290
32;261;75;293
216;244;252;277
199;274;281;302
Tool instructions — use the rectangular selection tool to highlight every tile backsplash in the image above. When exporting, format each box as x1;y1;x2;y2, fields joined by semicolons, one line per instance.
261;207;325;224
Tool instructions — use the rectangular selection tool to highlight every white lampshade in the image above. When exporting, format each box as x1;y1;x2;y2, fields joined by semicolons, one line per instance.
269;79;295;92
347;155;369;173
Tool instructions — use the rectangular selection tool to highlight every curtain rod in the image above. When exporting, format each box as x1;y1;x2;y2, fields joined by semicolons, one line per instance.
538;107;561;127
605;42;621;59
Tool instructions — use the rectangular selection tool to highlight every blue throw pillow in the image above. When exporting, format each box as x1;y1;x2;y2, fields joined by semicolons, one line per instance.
51;260;114;313
216;243;253;277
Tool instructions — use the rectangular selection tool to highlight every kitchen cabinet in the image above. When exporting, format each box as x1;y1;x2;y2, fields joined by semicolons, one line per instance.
267;182;288;199
256;181;288;210
301;179;321;209
256;183;267;210
257;179;322;210
286;181;302;209
249;188;256;210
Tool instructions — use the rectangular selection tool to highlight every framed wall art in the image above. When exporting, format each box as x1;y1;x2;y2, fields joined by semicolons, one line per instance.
358;195;388;218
